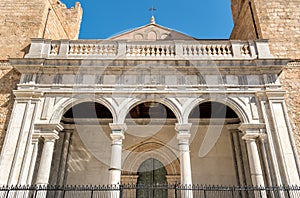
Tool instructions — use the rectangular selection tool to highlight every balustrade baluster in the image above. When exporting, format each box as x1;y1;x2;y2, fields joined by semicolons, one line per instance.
182;46;186;55
78;44;83;54
206;46;211;55
212;45;217;55
165;46;170;56
217;46;221;55
50;44;58;55
140;45;145;56
68;45;73;54
186;46;190;56
74;45;79;54
126;45;131;56
108;45;114;55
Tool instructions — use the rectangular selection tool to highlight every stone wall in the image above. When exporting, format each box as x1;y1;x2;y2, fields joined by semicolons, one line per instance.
0;62;20;152
0;0;82;60
50;1;82;40
0;0;82;152
279;62;300;156
230;1;257;40
231;0;300;59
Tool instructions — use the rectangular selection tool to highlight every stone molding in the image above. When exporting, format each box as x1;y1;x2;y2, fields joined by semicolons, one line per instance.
34;123;63;140
177;133;191;145
109;123;127;132
175;123;192;132
110;133;125;141
242;133;261;141
238;123;266;134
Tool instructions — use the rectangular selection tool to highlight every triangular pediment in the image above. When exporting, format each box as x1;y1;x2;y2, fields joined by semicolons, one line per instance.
109;22;196;41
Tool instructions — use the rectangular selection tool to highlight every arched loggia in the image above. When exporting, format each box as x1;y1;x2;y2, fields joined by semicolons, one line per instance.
187;101;251;186
48;102;114;186
122;101;180;184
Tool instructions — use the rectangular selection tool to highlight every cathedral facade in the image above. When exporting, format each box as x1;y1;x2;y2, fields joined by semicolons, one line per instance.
0;1;300;197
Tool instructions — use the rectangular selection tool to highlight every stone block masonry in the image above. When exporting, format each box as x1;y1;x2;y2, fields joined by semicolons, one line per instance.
280;62;300;157
0;0;82;60
231;0;300;59
0;0;82;152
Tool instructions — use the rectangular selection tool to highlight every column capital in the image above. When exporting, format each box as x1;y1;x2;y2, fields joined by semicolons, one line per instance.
109;123;127;132
238;123;265;133
42;133;59;142
226;124;242;132
242;133;260;141
175;123;192;132
34;123;64;133
258;134;268;143
32;133;41;143
110;132;125;141
34;123;63;141
177;133;191;143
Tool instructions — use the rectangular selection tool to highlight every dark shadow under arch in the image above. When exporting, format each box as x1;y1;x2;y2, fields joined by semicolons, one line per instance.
189;101;239;119
63;102;113;119
127;102;176;119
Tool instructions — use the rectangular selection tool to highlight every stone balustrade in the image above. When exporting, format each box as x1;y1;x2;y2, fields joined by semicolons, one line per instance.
25;38;273;60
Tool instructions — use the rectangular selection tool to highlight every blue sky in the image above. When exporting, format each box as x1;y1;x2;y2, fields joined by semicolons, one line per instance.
62;1;234;39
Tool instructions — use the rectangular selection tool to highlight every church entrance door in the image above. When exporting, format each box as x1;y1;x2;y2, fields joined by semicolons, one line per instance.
137;158;167;197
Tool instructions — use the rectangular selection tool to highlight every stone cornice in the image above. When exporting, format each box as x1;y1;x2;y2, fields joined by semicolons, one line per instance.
10;59;287;76
13;90;43;100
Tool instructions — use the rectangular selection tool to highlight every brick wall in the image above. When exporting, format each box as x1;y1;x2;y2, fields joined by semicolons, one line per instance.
0;0;82;152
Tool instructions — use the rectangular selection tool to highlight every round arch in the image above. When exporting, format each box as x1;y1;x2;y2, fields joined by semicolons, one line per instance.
118;98;183;124
50;97;117;124
183;97;249;123
122;142;180;176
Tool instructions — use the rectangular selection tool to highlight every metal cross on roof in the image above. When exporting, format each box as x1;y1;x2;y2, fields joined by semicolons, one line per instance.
149;6;157;16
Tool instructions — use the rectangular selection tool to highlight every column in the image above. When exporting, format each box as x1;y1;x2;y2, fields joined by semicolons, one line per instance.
109;123;126;185
242;134;265;187
0;96;41;185
175;123;193;198
56;130;73;186
258;135;274;187
227;125;247;187
239;124;266;198
35;124;62;185
26;134;40;185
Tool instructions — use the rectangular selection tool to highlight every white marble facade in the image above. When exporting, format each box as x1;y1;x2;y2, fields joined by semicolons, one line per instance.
0;22;299;191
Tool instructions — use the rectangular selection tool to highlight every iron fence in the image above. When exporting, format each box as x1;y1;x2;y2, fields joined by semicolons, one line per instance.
0;184;300;198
